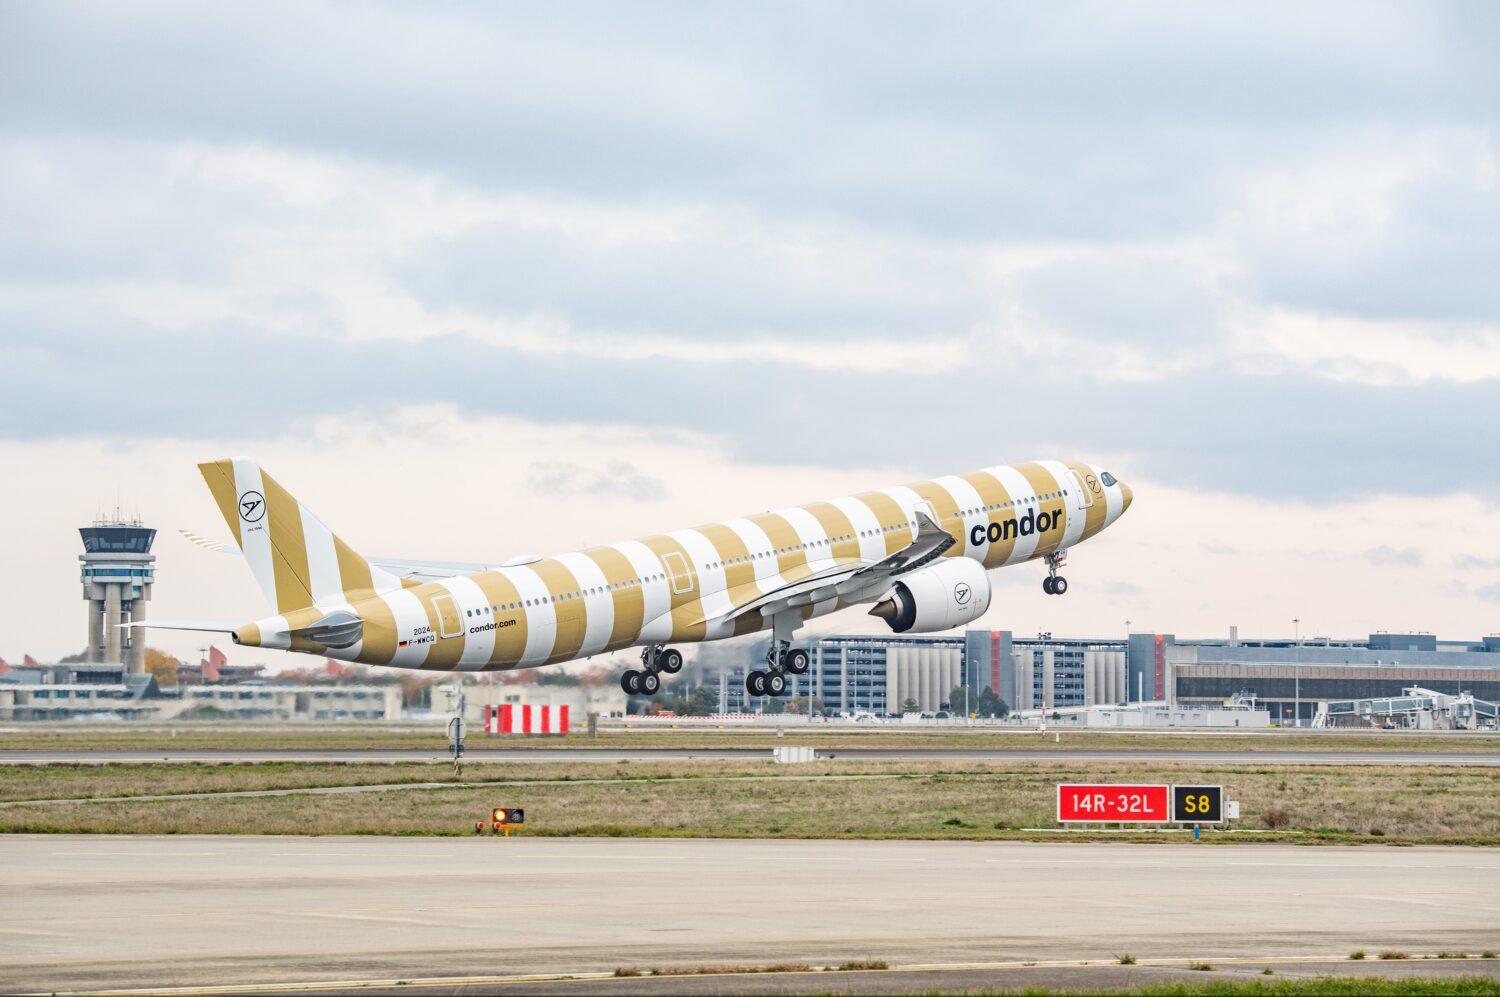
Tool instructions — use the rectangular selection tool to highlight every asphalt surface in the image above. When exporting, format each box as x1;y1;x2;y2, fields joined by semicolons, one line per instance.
3;746;1500;765
312;960;1500;996
2;743;1500;764
4;836;1498;993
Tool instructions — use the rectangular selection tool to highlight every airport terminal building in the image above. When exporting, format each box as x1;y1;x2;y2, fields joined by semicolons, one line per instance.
716;628;1500;720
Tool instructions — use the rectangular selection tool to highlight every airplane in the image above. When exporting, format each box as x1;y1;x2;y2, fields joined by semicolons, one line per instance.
136;458;1132;697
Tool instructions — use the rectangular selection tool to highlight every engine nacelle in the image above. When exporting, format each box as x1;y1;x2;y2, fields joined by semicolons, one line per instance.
868;558;992;634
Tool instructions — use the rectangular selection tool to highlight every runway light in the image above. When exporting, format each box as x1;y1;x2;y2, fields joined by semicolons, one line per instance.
487;807;525;837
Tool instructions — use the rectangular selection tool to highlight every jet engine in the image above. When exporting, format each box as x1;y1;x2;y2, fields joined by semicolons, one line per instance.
868;558;992;634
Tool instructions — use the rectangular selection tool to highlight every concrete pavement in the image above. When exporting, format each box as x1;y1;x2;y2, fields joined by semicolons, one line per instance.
3;835;1498;992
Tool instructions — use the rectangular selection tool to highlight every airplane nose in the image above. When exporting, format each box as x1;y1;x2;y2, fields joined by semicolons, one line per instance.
1119;481;1133;513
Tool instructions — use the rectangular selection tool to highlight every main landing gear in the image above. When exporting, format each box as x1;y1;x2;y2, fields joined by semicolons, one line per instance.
621;645;683;697
1042;551;1069;596
745;641;810;699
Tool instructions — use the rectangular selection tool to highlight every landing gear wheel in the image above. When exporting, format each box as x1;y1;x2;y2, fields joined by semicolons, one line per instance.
638;670;661;696
1042;576;1056;595
746;670;768;697
765;671;788;696
621;670;642;695
1051;576;1068;595
782;648;810;675
657;648;683;674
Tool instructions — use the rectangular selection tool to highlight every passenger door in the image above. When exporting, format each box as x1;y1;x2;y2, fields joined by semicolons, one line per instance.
431;593;464;640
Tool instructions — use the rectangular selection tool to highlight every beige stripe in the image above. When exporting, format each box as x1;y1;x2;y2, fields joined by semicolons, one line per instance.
802;501;859;563
1016;461;1067;558
414;583;466;670
851;491;908;557
583;547;647;653
283;605;328;655
1067;461;1110;541
334;537;373;597
749;512;811;577
260;473;315;614
960;470;1018;569
469;571;528;669
355;592;400;666
905;479;965;558
197;461;243;549
529;559;587;664
690;524;762;637
636;536;705;643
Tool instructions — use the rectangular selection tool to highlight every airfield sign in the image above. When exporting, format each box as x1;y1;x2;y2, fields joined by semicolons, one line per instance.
1171;785;1224;824
1056;783;1170;823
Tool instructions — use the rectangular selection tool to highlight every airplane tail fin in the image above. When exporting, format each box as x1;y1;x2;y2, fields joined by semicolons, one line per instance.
197;458;399;614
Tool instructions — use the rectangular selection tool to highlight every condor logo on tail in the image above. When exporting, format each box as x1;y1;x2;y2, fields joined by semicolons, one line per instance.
238;491;265;524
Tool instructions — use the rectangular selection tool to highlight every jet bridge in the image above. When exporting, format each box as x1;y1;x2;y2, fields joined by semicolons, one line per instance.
1314;686;1500;730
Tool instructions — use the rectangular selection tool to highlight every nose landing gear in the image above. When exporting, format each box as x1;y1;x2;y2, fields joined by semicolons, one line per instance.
620;645;683;696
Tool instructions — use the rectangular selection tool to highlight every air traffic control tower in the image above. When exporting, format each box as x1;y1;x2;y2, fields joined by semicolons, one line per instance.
79;517;156;673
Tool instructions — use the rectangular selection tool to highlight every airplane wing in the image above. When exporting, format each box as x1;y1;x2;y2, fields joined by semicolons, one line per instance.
368;554;543;583
179;530;539;584
702;511;956;627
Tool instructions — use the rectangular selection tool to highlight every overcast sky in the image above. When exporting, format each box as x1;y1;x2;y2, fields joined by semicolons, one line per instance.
2;2;1497;664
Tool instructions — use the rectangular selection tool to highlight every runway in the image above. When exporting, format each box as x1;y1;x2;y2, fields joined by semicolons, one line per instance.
2;746;1499;765
4;835;1498;993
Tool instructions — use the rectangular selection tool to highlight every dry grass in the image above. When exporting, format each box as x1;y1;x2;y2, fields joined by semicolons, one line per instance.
4;723;1499;753
1;760;1497;842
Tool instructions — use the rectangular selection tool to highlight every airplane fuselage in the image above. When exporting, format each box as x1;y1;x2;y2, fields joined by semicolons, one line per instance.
232;458;1132;671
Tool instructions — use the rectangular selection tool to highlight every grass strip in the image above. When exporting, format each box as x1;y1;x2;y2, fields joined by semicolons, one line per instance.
1;760;1496;842
1069;977;1500;995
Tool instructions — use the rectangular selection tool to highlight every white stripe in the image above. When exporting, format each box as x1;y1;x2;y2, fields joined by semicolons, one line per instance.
775;506;834;571
446;576;494;672
669;529;735;637
299;504;344;604
555;552;614;659
612;541;672;644
384;590;432;669
368;561;403;595
722;518;779;587
503;566;558;667
286;495;363;660
932;474;985;558
986;465;1041;564
258;614;291;650
879;486;925;544
828;496;885;564
231;459;278;611
1040;460;1088;550
1096;462;1124;525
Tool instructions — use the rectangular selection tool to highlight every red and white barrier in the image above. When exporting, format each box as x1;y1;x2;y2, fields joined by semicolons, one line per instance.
484;704;570;736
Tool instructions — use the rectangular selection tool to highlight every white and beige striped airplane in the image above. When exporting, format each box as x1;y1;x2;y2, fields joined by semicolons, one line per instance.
137;458;1132;697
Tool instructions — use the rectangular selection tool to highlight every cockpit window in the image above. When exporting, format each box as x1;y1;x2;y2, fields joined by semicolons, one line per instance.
1100;471;1118;487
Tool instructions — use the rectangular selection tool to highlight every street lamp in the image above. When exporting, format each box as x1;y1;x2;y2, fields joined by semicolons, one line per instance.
1292;618;1302;729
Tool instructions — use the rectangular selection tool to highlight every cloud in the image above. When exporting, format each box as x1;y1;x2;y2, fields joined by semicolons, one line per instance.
1455;555;1500;571
526;461;665;501
1363;546;1423;567
1;1;1497;512
1476;581;1500;605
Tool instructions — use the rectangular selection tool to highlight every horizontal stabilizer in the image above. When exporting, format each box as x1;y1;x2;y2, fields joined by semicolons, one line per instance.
179;528;238;554
119;619;241;633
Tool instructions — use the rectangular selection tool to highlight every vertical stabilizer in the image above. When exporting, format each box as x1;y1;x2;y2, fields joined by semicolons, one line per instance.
197;458;400;614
